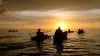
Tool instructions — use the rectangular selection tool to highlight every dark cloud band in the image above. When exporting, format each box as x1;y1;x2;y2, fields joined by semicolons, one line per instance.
0;0;100;11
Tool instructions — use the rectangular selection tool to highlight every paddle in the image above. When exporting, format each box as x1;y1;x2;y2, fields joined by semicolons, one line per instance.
29;31;51;36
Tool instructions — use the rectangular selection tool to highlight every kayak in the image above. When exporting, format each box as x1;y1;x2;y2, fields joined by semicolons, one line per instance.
31;35;51;41
68;31;74;33
77;31;85;33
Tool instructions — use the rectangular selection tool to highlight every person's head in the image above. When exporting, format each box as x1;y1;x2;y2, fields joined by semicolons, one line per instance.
64;31;67;34
38;29;41;32
58;26;61;29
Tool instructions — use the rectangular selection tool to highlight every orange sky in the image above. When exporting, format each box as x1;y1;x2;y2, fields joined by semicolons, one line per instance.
0;0;100;29
0;10;100;29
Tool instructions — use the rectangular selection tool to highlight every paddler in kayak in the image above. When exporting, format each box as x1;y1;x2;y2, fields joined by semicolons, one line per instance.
35;29;44;52
53;27;66;55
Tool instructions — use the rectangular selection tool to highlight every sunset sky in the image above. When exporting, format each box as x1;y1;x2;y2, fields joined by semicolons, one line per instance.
0;0;100;29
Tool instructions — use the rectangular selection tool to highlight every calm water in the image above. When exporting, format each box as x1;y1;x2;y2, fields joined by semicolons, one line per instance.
0;29;100;56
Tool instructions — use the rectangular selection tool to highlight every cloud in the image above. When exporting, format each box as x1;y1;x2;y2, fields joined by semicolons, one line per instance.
0;0;100;29
0;0;2;5
0;0;100;11
0;9;8;15
0;9;100;29
1;9;100;23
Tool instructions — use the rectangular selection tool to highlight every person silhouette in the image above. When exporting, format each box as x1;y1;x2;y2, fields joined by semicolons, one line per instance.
80;29;84;33
63;31;68;40
68;29;70;33
35;29;43;52
77;29;85;39
53;27;64;55
77;29;85;35
77;29;81;35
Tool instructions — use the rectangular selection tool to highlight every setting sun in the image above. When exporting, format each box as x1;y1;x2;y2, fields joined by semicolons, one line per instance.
56;22;67;29
58;23;65;29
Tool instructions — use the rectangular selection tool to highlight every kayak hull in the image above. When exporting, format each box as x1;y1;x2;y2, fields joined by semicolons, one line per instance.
31;35;51;41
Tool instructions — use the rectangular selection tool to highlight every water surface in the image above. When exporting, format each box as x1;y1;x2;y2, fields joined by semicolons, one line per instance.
0;29;100;56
